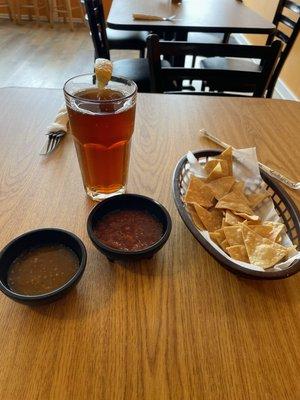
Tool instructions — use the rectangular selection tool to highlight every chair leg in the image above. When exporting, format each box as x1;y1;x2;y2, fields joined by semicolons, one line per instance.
79;1;85;23
16;0;22;24
222;33;230;43
191;55;196;68
201;80;207;91
7;0;14;21
65;0;74;31
266;74;278;98
189;55;196;84
28;1;33;21
266;85;275;98
45;0;51;24
139;48;145;58
48;0;55;27
34;0;40;26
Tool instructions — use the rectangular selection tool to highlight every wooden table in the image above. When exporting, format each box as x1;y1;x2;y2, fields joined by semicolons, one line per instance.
0;87;299;400
107;0;275;34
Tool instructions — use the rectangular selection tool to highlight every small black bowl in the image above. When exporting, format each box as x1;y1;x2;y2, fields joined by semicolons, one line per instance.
0;228;87;305
87;194;172;262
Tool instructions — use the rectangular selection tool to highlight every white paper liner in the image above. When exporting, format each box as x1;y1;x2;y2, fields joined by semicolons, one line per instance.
186;148;300;272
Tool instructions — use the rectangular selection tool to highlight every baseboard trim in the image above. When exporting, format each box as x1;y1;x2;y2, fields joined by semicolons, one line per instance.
233;34;298;101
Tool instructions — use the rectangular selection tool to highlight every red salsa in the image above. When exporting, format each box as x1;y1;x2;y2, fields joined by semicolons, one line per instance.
94;209;163;251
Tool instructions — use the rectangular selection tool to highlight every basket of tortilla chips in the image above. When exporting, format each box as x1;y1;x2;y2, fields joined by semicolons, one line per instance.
173;148;300;279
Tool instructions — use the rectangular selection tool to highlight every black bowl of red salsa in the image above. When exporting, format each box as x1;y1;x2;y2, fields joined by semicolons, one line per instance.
87;194;172;261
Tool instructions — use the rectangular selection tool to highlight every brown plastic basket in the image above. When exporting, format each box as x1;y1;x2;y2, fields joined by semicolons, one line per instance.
172;150;300;280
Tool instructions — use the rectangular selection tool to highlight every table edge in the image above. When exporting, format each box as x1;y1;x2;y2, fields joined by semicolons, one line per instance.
106;20;276;34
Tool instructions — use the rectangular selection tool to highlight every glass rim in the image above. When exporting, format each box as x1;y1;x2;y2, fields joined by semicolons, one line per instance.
63;73;137;104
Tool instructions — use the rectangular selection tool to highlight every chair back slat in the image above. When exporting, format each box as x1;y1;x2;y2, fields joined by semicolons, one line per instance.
84;0;110;60
279;14;296;30
147;35;282;98
158;42;279;59
165;92;252;97
285;0;300;14
161;68;263;83
276;29;290;43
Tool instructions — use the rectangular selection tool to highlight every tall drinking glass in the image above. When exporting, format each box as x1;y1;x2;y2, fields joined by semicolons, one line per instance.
64;74;137;201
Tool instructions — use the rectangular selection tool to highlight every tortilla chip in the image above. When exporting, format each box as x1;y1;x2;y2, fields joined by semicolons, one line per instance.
276;236;282;244
215;191;253;215
210;228;226;245
224;210;244;225
222;219;231;227
184;175;215;208
207;176;235;200
241;225;287;269
227;245;249;263
249;223;283;243
209;232;221;245
220;239;230;253
223;225;244;246
250;225;274;239
247;191;270;209
205;162;227;182
219;147;233;175
205;159;229;176
286;245;298;258
263;221;285;242
194;204;223;232
242;219;262;226
186;204;205;230
231;181;246;196
209;232;218;244
234;212;260;222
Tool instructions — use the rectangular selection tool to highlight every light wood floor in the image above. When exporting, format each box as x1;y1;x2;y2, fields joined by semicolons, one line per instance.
0;20;138;89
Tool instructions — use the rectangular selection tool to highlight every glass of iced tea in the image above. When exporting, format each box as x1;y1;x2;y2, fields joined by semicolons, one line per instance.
64;74;137;201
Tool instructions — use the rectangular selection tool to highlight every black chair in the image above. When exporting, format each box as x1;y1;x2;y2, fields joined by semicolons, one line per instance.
84;0;154;92
82;0;148;58
147;34;282;97
187;33;238;85
187;33;238;71
200;0;300;97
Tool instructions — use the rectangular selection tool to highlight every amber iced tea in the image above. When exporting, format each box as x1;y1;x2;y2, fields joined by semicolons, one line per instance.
64;75;137;200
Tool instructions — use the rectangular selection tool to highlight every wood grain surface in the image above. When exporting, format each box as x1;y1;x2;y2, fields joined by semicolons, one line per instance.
107;0;275;33
0;87;299;400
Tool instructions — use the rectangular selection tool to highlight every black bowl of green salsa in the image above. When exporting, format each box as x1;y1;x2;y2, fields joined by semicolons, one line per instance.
87;194;172;262
0;228;87;305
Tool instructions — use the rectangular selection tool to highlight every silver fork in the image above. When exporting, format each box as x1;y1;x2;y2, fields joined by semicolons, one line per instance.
39;131;66;155
160;14;177;22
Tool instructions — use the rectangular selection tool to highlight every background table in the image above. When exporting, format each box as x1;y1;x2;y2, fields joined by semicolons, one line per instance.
107;0;275;34
0;87;299;400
